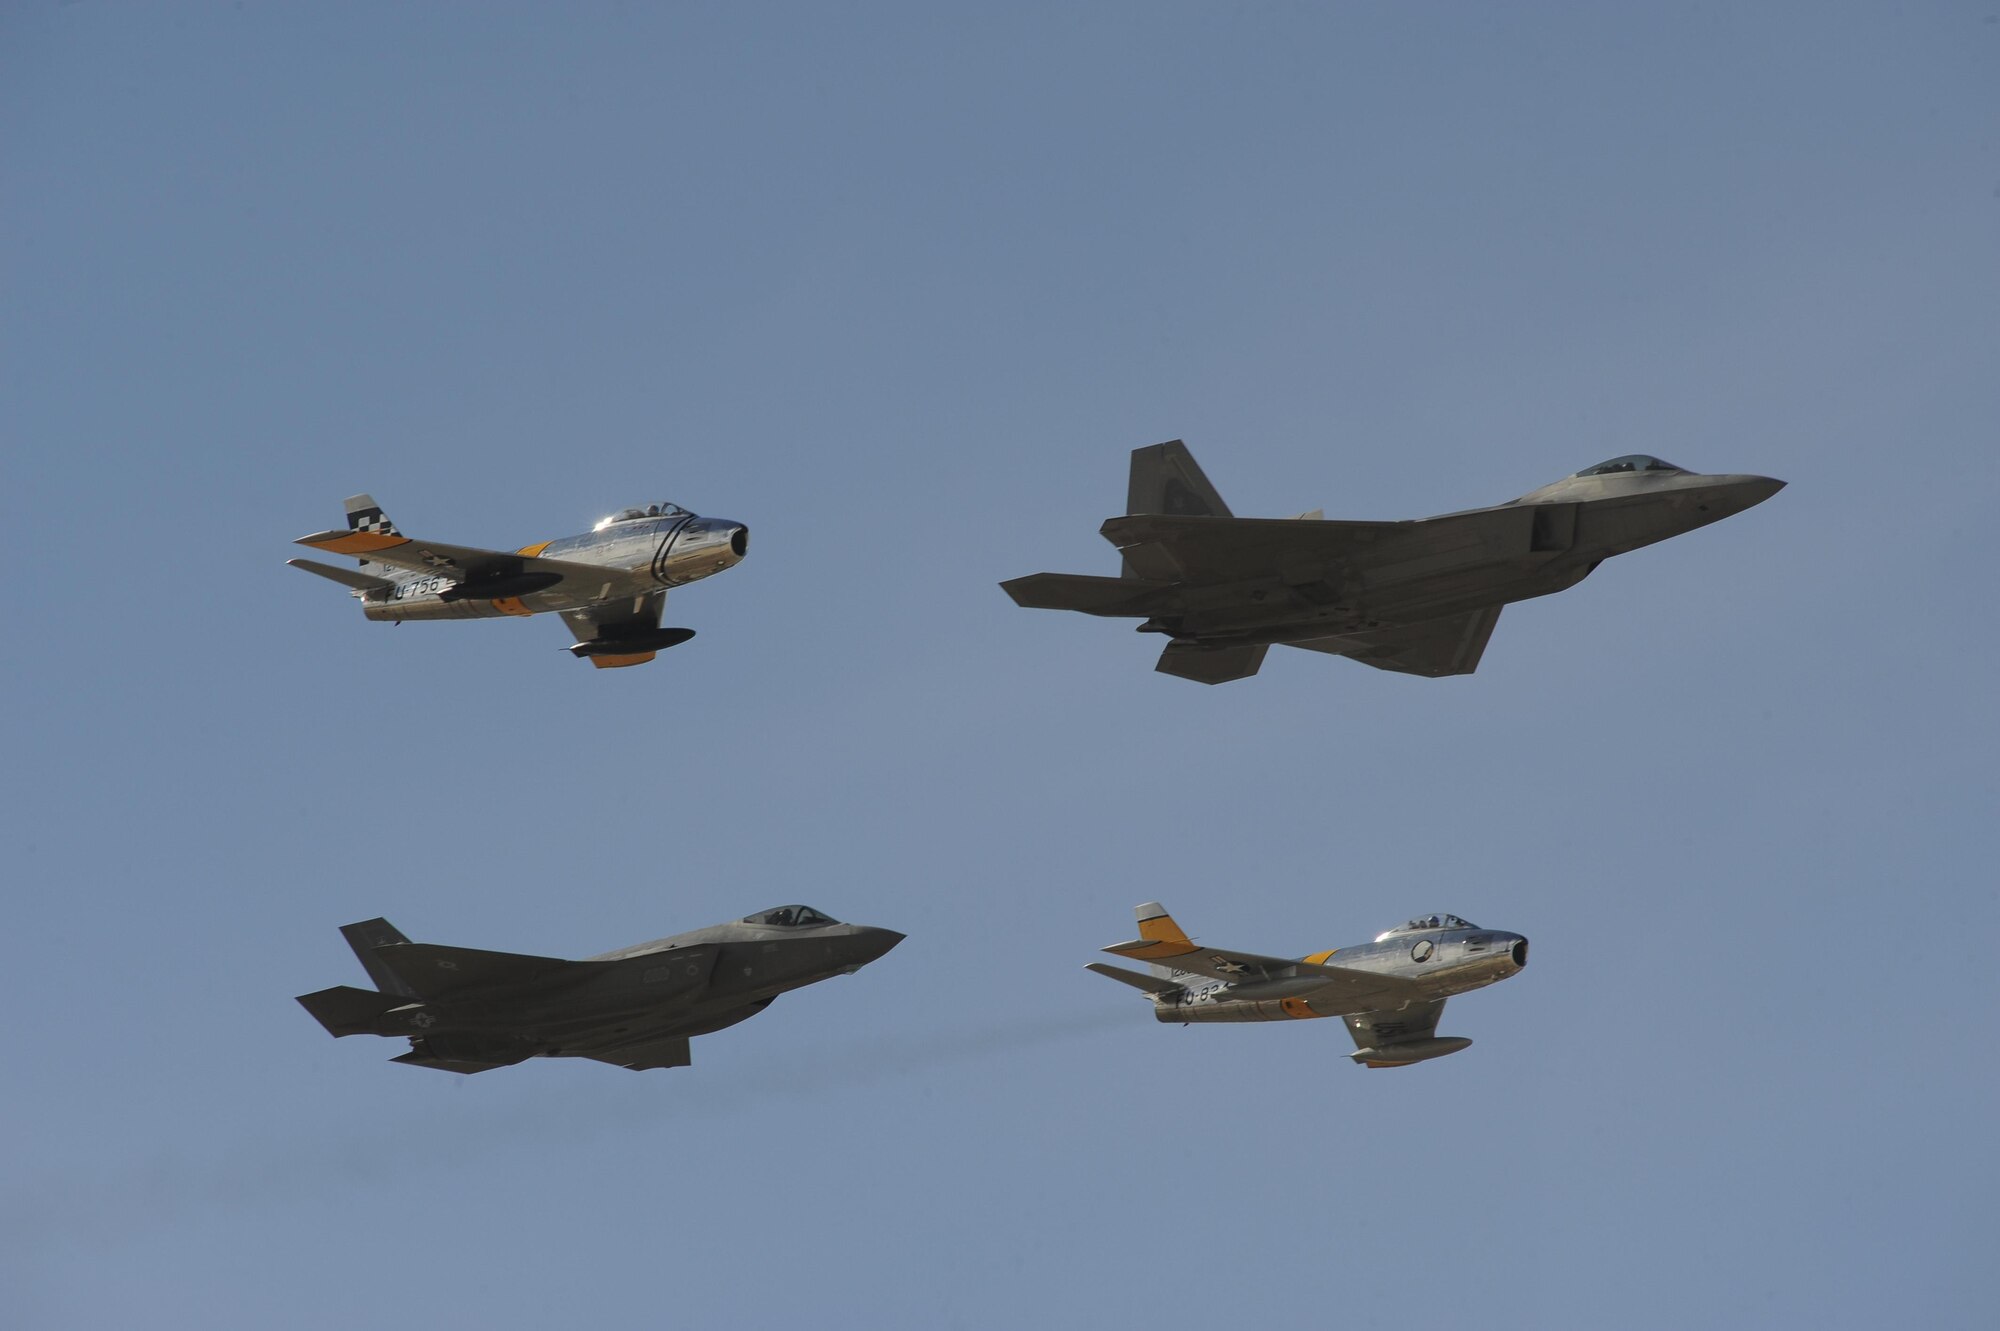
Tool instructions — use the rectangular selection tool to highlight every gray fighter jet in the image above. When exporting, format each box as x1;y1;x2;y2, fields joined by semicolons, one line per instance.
297;907;903;1073
290;494;749;667
1003;441;1784;683
1088;902;1526;1067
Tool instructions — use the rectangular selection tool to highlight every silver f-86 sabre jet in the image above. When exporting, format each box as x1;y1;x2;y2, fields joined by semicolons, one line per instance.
298;906;903;1073
1089;902;1527;1067
290;494;748;667
1003;440;1783;683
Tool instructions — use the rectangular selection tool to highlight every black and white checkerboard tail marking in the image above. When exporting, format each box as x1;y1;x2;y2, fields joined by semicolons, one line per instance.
343;494;400;568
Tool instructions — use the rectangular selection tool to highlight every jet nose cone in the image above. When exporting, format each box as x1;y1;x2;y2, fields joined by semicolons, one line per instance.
854;927;904;963
1739;475;1785;505
727;523;749;559
1715;475;1785;514
1510;936;1530;969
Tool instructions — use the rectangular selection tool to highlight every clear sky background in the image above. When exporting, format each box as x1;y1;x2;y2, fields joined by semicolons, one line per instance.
5;4;1996;1327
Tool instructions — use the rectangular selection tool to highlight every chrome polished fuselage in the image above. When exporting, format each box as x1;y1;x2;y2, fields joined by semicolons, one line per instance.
362;512;749;622
1160;924;1529;1024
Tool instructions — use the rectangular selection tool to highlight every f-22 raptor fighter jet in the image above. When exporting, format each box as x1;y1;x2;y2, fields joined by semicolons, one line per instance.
1089;902;1527;1067
1003;440;1783;683
290;494;748;667
298;907;903;1073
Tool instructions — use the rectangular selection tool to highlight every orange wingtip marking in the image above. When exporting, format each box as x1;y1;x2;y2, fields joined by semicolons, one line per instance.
1106;939;1199;960
588;651;657;669
306;532;410;555
490;597;534;617
1302;950;1338;965
516;541;551;557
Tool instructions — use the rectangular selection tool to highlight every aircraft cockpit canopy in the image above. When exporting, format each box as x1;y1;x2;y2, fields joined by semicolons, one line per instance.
743;905;839;928
1376;913;1477;941
593;502;691;531
1573;454;1686;477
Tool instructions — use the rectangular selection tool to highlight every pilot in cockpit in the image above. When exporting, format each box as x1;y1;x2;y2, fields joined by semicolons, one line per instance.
1573;454;1686;477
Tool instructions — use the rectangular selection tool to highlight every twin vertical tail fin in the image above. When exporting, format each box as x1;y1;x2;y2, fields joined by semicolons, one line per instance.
294;917;422;1037
340;917;416;996
1125;442;1233;519
1123;441;1232;579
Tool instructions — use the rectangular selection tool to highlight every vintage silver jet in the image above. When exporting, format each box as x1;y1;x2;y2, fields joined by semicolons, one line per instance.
1088;902;1527;1067
297;907;903;1073
290;495;748;667
1003;440;1784;683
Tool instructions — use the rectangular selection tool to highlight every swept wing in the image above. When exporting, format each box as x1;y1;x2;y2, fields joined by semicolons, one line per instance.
1102;936;1420;1009
1101;506;1537;584
367;942;580;1001
1344;1000;1445;1050
1291;605;1503;677
1101;513;1404;581
294;527;609;595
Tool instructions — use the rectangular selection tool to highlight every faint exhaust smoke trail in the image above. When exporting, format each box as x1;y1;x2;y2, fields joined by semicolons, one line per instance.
2;1006;1133;1250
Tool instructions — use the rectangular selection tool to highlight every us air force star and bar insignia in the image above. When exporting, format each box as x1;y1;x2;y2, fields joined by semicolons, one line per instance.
1210;955;1247;974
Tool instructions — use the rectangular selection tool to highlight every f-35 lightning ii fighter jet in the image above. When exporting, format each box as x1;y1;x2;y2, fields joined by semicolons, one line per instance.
290;494;748;667
1088;902;1526;1067
297;907;903;1073
1002;440;1784;683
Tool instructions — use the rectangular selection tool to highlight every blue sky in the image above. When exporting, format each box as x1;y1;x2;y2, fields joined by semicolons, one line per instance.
5;3;1995;1326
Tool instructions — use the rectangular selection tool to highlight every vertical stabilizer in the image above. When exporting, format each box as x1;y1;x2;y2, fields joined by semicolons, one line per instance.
1124;441;1231;578
342;495;400;570
1126;441;1232;518
340;918;416;996
1102;901;1203;985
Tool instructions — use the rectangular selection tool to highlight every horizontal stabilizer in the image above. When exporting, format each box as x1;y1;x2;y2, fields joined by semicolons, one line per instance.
999;572;1173;615
287;558;396;594
370;942;578;1000
1085;962;1183;997
296;985;418;1037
